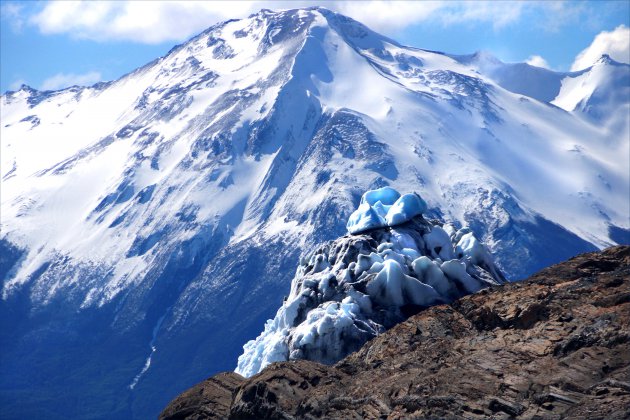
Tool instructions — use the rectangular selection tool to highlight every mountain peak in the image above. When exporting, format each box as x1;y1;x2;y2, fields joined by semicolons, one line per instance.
245;6;334;23
472;50;502;64
237;6;389;48
593;53;627;67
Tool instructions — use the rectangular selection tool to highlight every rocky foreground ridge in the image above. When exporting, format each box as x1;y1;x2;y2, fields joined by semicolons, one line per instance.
161;246;630;419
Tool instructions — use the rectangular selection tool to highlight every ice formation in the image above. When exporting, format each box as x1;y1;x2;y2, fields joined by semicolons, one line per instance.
236;188;506;377
346;188;427;234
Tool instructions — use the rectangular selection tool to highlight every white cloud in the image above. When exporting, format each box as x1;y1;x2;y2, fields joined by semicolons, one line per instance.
571;25;630;71
41;71;102;91
333;1;444;33
29;1;256;44
26;1;595;44
1;2;26;32
525;55;550;69
435;1;525;31
537;1;589;33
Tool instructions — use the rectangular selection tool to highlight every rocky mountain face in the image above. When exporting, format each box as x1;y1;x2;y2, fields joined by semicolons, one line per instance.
161;246;630;419
1;7;628;419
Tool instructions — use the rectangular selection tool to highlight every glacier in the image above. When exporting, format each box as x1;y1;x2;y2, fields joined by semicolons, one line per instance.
0;7;628;420
346;187;428;233
237;188;506;377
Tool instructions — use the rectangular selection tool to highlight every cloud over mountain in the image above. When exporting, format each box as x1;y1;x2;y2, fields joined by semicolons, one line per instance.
571;25;630;71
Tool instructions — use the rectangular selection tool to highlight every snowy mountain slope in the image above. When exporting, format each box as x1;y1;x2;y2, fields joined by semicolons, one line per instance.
451;51;630;130
553;54;630;134
450;50;571;103
0;7;628;420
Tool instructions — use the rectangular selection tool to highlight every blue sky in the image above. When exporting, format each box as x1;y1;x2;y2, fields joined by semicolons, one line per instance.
1;1;629;93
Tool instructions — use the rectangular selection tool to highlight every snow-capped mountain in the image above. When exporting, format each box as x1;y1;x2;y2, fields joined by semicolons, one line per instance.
1;7;628;420
452;51;630;130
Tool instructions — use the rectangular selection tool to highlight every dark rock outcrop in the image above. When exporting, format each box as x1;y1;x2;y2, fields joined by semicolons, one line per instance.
161;246;630;419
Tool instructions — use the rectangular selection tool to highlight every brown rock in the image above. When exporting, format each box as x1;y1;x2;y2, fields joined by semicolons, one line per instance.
160;372;244;419
160;246;630;419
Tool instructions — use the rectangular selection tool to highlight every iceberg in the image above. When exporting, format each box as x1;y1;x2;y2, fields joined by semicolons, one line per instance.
346;203;386;234
385;193;427;226
360;186;401;206
347;187;428;234
236;190;506;377
366;259;441;307
424;225;455;260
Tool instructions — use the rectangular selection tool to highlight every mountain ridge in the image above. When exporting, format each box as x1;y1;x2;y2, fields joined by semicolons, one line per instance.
160;246;630;420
